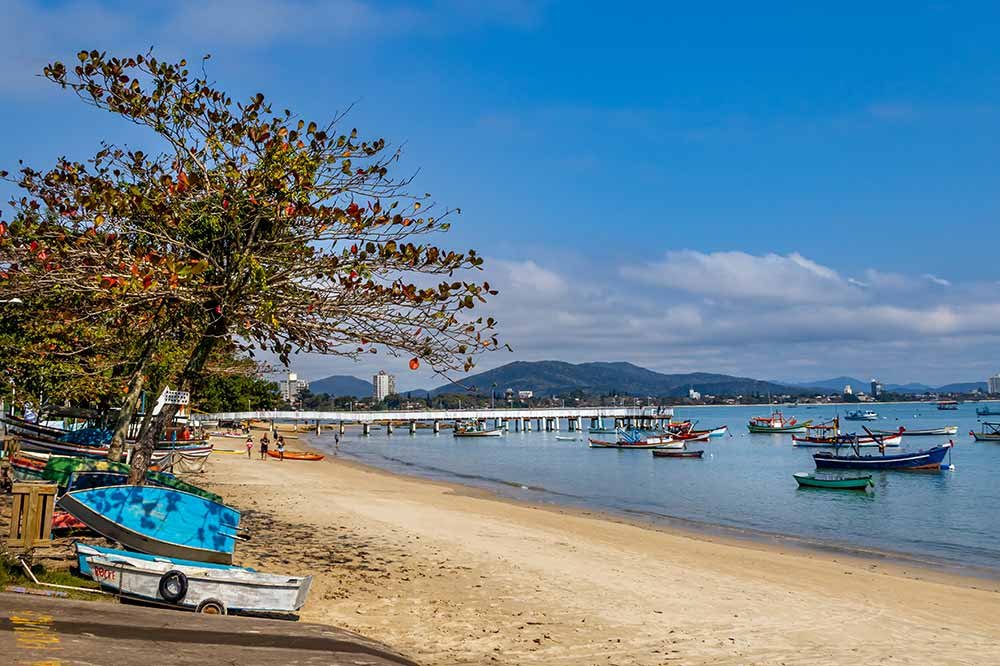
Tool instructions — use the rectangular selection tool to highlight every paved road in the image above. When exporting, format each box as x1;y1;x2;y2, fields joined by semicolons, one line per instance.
0;591;419;665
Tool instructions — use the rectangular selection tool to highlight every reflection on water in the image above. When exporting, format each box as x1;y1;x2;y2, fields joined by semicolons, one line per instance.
318;403;1000;574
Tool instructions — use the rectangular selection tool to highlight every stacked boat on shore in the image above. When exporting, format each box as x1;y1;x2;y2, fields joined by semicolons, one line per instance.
3;416;312;617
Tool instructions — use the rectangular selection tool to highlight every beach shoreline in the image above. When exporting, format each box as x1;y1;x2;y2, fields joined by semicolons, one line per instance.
201;432;1000;665
324;446;1000;585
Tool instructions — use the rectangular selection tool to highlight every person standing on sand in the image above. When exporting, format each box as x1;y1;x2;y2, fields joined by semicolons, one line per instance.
277;437;285;461
260;435;269;460
245;436;253;459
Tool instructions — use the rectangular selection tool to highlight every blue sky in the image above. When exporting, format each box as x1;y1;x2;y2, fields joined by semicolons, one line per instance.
3;1;1000;388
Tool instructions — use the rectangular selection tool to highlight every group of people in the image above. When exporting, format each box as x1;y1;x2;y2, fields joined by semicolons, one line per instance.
246;433;286;460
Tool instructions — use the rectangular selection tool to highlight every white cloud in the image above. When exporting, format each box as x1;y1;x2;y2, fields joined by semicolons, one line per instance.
923;273;952;287
620;250;862;305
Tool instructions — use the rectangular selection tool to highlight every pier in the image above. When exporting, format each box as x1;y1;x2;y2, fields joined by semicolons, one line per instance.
199;406;674;436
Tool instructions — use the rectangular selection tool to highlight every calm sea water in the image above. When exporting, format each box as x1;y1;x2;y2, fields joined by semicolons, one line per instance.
311;403;1000;575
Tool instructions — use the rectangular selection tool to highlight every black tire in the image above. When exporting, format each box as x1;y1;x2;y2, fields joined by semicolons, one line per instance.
158;570;188;603
196;598;227;615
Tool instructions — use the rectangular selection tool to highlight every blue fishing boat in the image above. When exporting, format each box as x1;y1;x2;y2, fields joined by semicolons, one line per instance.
813;443;952;471
976;405;1000;416
58;485;241;564
74;541;253;578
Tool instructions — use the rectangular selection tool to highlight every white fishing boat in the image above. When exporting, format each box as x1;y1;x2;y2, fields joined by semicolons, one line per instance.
453;421;503;437
84;554;312;616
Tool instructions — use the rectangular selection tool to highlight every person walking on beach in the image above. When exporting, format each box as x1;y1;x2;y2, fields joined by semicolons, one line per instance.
245;436;253;459
259;435;269;460
277;436;286;461
334;433;340;456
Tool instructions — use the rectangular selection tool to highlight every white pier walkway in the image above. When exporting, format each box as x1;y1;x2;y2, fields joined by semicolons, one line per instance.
200;406;674;435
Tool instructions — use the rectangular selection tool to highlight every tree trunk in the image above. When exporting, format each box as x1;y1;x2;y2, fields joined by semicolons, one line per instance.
107;371;146;463
127;318;225;484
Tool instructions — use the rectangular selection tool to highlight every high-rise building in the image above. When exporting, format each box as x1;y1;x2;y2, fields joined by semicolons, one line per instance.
870;379;883;398
279;372;308;404
989;373;1000;395
373;370;396;401
843;384;853;396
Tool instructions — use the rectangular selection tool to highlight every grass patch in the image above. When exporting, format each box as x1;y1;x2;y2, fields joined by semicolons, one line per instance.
0;554;109;602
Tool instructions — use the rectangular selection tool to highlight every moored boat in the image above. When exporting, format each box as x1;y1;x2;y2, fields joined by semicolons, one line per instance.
58;485;241;564
844;409;878;421
813;443;952;471
588;438;682;450
937;400;959;411
970;422;1000;442
975;405;1000;416
747;410;810;433
793;472;873;490
453;421;503;437
872;425;958;437
793;424;903;448
652;449;704;458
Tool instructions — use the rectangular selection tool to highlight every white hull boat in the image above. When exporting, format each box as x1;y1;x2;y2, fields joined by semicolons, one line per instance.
84;555;312;616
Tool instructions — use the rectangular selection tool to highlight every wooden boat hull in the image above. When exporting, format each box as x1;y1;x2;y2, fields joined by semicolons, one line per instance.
453;429;503;437
793;473;872;489
792;433;902;448
652;449;704;458
84;555;311;615
872;426;958;437
58;486;240;564
813;445;951;471
266;450;324;461
970;432;1000;441
588;439;679;450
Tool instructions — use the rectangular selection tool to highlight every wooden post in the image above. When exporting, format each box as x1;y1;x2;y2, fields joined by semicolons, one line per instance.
8;482;57;553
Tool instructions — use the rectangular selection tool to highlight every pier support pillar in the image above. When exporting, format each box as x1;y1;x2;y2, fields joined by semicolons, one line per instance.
410;421;417;435
433;420;440;434
554;417;561;431
362;423;371;436
524;418;532;431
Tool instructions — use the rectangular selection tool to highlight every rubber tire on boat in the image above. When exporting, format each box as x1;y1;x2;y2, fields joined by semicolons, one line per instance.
196;599;227;615
158;570;188;604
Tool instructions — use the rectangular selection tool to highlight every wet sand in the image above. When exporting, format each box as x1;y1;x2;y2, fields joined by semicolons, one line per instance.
201;434;1000;665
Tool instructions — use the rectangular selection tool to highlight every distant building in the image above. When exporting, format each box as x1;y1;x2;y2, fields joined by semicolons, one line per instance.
688;388;702;400
843;384;853;396
279;372;308;405
373;371;396;401
870;379;883;398
989;373;1000;395
517;390;534;400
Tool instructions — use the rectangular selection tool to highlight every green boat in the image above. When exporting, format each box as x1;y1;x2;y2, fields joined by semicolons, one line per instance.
747;411;811;433
793;472;873;490
41;457;222;503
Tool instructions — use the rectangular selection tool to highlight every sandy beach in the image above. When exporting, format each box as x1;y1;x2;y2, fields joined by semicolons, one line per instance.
201;434;1000;665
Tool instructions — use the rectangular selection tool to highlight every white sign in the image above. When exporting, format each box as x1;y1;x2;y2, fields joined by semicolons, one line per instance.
162;390;190;405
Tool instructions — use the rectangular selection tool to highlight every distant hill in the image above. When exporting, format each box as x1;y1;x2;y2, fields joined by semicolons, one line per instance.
791;377;869;392
307;374;372;397
935;381;987;393
885;382;934;394
430;361;814;398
